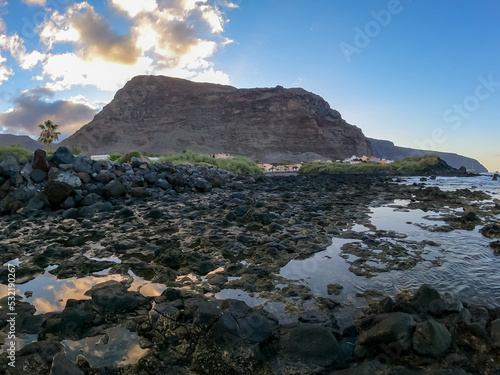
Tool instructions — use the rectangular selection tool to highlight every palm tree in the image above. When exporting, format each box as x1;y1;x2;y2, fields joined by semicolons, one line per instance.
38;120;60;151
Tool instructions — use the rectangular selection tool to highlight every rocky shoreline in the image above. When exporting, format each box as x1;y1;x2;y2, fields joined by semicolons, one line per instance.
0;148;499;374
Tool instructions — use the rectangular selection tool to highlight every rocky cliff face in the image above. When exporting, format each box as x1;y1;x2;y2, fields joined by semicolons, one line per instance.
61;75;371;162
369;138;488;173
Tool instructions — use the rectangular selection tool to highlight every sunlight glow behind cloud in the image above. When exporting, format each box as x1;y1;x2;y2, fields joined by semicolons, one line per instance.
0;0;233;137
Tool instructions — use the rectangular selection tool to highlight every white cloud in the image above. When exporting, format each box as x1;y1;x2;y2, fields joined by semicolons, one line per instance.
34;0;232;91
0;51;14;85
22;0;46;6
42;53;155;91
0;33;46;69
38;2;141;64
110;0;158;18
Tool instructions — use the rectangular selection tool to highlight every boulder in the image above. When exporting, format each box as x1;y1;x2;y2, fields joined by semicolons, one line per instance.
480;224;500;239
356;312;417;354
30;169;47;183
32;149;50;172
490;241;500;254
0;155;20;175
56;172;82;188
412;284;445;315
95;170;112;184
44;180;74;205
77;172;92;184
154;179;172;190
51;147;75;165
80;193;101;206
73;158;93;174
143;171;158;185
412;319;452;357
194;178;212;193
280;323;341;367
84;280;148;314
104;180;127;197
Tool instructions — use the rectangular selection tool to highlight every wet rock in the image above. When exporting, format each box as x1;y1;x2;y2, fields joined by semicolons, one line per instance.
50;352;85;375
280;323;341;367
32;149;50;172
412;319;452;357
51;147;75;165
191;299;276;375
490;241;500;254
44;180;74;205
480;224;500;239
491;319;500;349
85;280;148;314
327;283;344;295
412;284;445;315
356;312;417;355
10;339;63;375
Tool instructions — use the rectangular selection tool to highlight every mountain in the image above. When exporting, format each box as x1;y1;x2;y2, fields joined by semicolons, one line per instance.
61;75;371;163
0;134;42;151
369;138;488;173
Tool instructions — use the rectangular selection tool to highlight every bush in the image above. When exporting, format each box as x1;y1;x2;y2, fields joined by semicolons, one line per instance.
0;145;33;162
158;150;263;175
109;153;122;161
299;154;440;174
116;151;151;164
71;147;81;156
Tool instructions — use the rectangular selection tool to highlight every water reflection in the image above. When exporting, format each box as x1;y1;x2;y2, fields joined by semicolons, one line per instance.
0;266;127;314
0;268;167;314
62;325;148;368
215;289;266;307
279;195;500;320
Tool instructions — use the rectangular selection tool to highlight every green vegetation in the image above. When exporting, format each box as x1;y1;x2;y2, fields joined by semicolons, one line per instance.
299;154;440;174
116;151;151;164
108;153;122;161
37;120;60;151
158;150;263;175
71;147;81;156
0;144;33;162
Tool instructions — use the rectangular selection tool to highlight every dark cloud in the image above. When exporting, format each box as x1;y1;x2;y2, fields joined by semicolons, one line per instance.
71;7;141;65
0;87;97;137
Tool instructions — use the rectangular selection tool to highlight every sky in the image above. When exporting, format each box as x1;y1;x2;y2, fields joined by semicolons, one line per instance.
0;0;499;172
